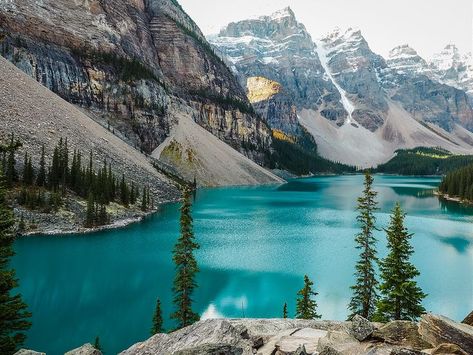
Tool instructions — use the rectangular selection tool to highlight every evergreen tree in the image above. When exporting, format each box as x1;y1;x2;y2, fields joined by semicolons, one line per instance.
85;193;95;228
0;169;31;354
93;336;102;352
283;302;288;319
141;186;148;211
22;153;34;186
171;188;200;329
151;298;164;335
348;171;379;320
374;203;427;322
5;135;17;188
295;275;321;320
36;145;46;187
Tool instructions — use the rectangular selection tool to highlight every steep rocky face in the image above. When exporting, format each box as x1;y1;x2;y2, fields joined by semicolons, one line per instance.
210;7;347;127
211;8;473;167
317;28;389;132
0;0;273;179
429;44;473;95
386;44;430;76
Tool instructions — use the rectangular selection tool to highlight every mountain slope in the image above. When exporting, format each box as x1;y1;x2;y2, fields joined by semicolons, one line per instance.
0;0;276;184
210;9;473;167
152;102;283;186
0;55;179;201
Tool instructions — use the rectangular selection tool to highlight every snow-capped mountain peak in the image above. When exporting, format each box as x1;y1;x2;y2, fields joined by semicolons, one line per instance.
386;44;429;75
269;6;295;21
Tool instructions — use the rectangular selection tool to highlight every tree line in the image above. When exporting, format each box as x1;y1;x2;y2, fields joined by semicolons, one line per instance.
439;163;473;201
1;134;153;229
376;147;473;175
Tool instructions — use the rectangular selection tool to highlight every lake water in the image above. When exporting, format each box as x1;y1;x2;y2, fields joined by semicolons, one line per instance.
12;175;473;354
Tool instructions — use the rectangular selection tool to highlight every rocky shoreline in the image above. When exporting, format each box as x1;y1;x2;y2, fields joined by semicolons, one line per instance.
15;196;180;237
16;313;473;355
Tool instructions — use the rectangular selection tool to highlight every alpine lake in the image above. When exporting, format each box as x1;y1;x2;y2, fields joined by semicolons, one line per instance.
12;175;473;354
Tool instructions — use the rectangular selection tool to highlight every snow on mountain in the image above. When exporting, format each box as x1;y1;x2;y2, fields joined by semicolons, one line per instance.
428;44;473;94
386;44;430;76
211;8;473;167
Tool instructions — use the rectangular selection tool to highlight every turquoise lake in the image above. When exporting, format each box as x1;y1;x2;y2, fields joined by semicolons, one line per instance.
12;175;473;354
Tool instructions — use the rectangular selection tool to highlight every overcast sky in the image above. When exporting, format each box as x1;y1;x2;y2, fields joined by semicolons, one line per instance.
179;0;473;60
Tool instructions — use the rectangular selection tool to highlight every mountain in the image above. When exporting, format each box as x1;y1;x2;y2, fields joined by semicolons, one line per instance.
429;44;473;95
0;55;179;203
210;9;473;167
0;0;280;185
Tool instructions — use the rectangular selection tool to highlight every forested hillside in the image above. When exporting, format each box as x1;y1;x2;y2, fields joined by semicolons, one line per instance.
375;147;473;175
439;164;473;201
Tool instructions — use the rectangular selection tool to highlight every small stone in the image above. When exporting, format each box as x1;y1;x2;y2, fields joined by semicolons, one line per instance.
350;315;374;341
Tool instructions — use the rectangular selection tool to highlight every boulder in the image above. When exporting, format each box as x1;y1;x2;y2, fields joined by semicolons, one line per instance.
173;343;244;355
419;314;473;354
350;315;375;341
65;343;102;355
14;350;46;355
462;312;473;326
425;343;469;355
372;320;432;350
317;330;363;355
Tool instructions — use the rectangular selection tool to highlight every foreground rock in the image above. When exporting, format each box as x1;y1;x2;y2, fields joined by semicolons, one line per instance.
119;314;473;355
419;314;473;354
64;343;102;355
463;311;473;326
14;350;46;355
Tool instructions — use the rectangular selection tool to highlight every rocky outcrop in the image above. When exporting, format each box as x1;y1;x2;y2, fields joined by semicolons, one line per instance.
14;350;45;355
419;314;473;354
65;343;102;355
0;0;275;184
462;311;473;326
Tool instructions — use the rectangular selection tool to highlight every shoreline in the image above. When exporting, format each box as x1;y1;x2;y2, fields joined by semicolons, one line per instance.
18;197;181;237
434;191;472;205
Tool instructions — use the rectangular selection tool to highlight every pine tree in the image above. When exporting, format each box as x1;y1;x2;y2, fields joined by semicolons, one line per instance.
283;302;288;319
5;135;17;188
141;186;148;211
151;298;164;335
93;336;102;352
85;193;95;228
295;275;321;320
0;168;31;353
171;188;200;329
374;203;427;322
348;171;379;320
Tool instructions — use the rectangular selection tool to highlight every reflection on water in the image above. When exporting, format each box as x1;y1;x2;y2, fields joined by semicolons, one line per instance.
12;175;473;354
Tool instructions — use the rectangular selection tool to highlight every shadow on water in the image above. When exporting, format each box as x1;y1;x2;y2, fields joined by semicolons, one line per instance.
437;236;472;254
277;179;321;192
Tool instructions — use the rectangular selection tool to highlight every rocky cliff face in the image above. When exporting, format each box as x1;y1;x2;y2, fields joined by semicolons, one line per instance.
0;0;275;184
210;7;347;134
211;9;473;167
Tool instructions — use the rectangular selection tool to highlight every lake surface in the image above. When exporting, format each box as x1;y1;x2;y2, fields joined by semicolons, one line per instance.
12;175;473;354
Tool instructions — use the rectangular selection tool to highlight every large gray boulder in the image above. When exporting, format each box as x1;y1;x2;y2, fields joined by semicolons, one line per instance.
14;350;45;355
418;314;473;355
372;320;432;350
64;343;102;355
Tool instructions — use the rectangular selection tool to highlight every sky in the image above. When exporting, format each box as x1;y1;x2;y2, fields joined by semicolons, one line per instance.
179;0;473;60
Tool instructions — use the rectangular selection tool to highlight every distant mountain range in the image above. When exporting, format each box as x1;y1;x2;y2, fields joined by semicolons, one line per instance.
210;7;473;167
1;1;473;178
